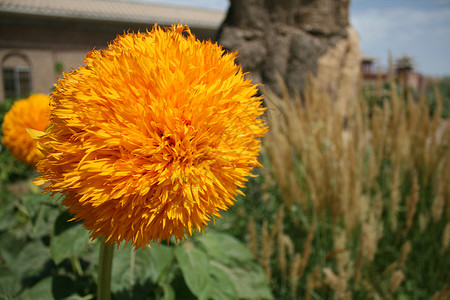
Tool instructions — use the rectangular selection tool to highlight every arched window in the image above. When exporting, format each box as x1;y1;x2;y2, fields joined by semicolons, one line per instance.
2;53;33;98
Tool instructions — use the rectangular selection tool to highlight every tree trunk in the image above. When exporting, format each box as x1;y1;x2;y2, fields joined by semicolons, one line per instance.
218;0;360;113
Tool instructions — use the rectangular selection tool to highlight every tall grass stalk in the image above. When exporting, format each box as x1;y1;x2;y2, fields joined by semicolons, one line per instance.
254;72;450;299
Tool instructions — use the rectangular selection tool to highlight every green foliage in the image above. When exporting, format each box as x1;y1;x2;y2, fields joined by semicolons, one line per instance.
50;211;91;265
54;62;64;74
426;76;450;118
361;76;450;119
0;188;272;299
1;76;449;299
176;232;272;300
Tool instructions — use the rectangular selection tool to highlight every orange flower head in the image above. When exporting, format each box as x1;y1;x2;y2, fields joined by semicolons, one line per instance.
2;94;50;166
35;24;267;248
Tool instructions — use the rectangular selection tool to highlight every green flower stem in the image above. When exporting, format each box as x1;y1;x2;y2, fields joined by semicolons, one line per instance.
97;239;114;300
71;256;83;276
130;247;135;287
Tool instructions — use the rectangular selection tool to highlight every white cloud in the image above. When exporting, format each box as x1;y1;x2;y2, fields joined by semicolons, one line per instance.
351;7;450;75
134;0;229;11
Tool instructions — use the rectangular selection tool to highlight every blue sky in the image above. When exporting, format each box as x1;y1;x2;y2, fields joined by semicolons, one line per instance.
138;0;450;76
351;0;450;76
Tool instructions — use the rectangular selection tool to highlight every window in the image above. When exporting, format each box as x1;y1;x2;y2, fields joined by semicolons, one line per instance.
3;67;32;98
2;54;32;99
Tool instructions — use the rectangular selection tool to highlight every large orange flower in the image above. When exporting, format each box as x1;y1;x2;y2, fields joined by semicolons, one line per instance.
35;24;267;248
2;94;50;166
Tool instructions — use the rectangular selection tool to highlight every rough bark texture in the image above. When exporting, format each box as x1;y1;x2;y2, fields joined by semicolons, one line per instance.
218;0;360;110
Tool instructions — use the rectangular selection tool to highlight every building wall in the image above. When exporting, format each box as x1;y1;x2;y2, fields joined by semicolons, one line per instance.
0;48;90;100
0;13;219;101
0;13;112;101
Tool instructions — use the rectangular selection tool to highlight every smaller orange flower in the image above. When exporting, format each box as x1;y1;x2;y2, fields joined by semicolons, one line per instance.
2;94;50;166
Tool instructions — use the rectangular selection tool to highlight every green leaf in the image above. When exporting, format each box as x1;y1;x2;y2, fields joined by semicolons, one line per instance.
174;243;212;298
17;192;55;230
0;265;20;299
174;234;272;300
50;211;91;264
29;200;59;239
64;295;95;300
145;244;175;282
14;239;51;280
397;293;409;300
0;231;27;269
20;192;54;212
210;260;273;299
204;262;238;300
20;277;52;300
110;245;148;291
110;243;174;299
197;232;254;264
160;283;175;300
234;264;273;299
0;201;16;231
52;275;76;299
196;232;272;299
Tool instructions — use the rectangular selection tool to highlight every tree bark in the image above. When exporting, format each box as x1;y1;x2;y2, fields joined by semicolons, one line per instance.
218;0;360;111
